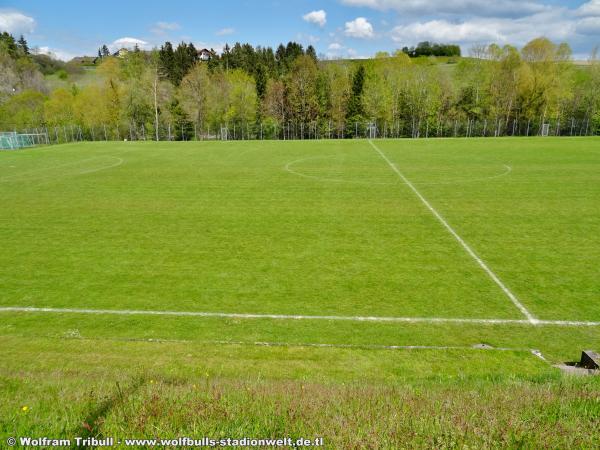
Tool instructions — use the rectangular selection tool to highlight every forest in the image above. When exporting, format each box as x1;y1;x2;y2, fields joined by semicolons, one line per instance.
1;31;599;140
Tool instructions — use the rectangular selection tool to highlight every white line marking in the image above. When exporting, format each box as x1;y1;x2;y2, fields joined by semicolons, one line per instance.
0;307;598;326
0;156;102;182
0;156;124;182
368;140;538;324
78;157;123;174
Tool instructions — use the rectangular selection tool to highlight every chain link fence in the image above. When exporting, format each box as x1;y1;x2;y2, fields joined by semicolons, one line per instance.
3;116;597;146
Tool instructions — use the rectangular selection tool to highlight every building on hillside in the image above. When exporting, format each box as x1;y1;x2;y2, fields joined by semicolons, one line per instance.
113;48;129;58
198;48;214;61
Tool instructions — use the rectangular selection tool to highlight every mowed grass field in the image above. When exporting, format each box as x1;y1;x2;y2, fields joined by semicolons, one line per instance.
1;137;599;447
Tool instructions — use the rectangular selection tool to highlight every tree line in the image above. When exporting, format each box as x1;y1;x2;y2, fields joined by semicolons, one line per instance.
401;41;461;58
0;33;599;141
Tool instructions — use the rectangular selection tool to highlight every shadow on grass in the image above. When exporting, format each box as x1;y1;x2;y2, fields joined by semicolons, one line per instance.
73;376;144;449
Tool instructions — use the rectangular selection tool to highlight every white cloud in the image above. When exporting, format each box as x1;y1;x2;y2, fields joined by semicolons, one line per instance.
151;21;180;35
339;0;548;17
577;16;600;35
111;37;151;51
216;27;235;36
577;0;600;16
344;17;374;38
0;9;36;34
33;46;76;61
324;42;364;59
337;0;600;56
296;33;320;44
303;10;327;27
391;20;501;43
390;12;577;47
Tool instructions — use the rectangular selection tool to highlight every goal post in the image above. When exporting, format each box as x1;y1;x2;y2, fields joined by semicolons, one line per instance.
1;132;47;150
540;123;550;137
220;127;229;141
367;122;377;139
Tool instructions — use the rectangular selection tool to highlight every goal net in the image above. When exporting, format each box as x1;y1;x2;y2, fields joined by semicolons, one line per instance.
367;122;377;139
220;127;229;141
0;132;47;150
540;123;550;137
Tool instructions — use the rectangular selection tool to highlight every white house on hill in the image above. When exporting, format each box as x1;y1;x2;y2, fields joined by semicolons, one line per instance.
198;48;213;61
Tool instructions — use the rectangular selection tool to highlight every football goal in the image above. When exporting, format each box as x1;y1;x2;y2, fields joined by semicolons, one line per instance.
367;122;377;139
0;132;48;150
540;123;550;137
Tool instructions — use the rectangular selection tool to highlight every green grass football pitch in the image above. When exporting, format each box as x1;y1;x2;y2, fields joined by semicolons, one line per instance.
2;137;600;445
1;137;600;360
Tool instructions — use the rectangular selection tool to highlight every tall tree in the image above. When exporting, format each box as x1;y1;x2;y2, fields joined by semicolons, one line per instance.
159;42;175;83
168;98;193;140
306;45;317;63
222;43;231;71
263;79;286;125
345;65;366;136
519;37;573;127
255;64;267;100
180;62;211;132
286;55;319;127
323;62;350;136
0;32;18;58
17;35;29;55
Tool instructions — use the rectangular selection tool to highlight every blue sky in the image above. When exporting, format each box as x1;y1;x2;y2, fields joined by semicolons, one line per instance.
1;0;599;60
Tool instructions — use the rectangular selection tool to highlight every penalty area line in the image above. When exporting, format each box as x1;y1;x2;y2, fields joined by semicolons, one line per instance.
367;140;538;325
0;307;598;327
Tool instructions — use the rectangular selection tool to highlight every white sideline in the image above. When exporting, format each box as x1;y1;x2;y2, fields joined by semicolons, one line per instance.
367;140;539;324
0;307;598;326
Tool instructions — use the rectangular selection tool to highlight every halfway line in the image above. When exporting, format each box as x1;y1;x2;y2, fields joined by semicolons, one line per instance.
367;140;538;324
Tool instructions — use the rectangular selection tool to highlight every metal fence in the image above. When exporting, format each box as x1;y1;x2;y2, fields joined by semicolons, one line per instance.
5;116;597;145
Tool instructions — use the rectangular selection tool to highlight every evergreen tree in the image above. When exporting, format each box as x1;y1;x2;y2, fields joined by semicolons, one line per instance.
17;35;29;55
345;65;366;137
229;42;244;70
275;44;286;73
285;42;303;61
306;45;317;63
101;45;110;57
0;32;18;58
255;64;267;99
172;42;196;86
159;42;175;83
207;47;221;71
222;43;231;71
187;42;198;65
